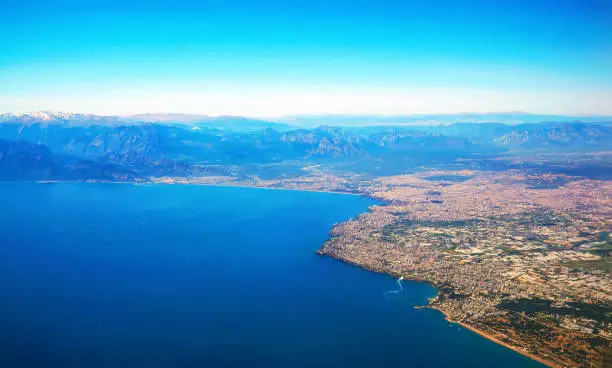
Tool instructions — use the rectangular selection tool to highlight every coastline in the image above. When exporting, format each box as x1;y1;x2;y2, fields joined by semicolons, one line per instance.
31;179;363;196
427;305;558;368
27;178;562;367
454;319;558;368
319;251;558;368
160;182;363;196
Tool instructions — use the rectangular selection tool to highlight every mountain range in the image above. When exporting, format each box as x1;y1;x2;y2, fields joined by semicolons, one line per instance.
3;111;611;127
273;112;612;127
1;112;612;181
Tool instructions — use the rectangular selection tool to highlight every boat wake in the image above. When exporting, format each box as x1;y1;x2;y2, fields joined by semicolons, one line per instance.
384;276;404;295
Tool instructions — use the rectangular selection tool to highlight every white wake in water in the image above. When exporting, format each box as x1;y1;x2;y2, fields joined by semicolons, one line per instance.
384;276;404;295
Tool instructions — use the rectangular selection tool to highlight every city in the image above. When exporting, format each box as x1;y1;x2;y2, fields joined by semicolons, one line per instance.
319;170;611;367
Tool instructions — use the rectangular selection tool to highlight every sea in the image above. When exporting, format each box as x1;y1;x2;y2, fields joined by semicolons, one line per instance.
0;183;542;367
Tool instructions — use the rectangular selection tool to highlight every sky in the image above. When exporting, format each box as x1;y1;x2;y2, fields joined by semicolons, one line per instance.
1;0;611;116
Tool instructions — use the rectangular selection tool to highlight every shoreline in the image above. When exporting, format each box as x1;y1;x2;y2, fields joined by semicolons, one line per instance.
455;320;559;368
320;251;558;368
29;179;363;196
429;306;559;368
27;178;558;366
155;182;363;196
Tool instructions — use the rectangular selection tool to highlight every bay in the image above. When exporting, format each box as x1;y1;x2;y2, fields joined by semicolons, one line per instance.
0;183;541;367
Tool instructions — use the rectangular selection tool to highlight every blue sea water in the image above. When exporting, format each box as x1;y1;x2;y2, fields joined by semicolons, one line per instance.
0;183;541;367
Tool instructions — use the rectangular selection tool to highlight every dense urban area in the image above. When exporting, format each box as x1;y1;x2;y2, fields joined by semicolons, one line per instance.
317;170;611;368
155;167;612;367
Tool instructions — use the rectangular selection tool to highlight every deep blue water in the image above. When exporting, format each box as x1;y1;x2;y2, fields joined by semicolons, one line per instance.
0;183;541;367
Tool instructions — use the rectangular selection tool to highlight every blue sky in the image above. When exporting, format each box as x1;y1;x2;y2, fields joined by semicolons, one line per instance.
1;0;611;116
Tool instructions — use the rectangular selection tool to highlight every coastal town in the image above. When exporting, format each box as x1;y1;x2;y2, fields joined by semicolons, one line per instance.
151;168;611;367
319;170;611;368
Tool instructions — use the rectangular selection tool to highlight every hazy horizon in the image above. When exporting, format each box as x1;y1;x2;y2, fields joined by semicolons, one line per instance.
2;1;611;116
3;110;612;122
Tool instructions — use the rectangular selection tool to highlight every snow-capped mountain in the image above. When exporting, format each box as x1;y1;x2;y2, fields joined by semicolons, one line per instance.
0;111;126;125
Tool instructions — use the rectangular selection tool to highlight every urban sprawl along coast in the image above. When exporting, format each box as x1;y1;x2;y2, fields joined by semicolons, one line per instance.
152;168;611;367
319;170;611;368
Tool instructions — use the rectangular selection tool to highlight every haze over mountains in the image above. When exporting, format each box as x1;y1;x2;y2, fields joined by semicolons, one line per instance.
1;111;612;181
3;111;612;127
274;112;612;127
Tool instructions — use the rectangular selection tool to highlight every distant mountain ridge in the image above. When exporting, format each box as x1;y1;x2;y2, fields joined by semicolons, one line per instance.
3;111;612;128
1;112;612;181
274;112;612;127
0;139;137;181
494;123;612;149
0;111;292;132
0;111;126;126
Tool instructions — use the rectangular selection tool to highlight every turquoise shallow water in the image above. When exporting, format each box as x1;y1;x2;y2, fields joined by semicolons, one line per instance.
0;183;541;367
